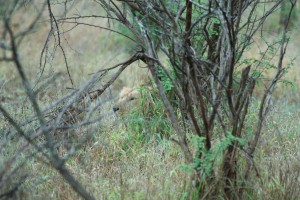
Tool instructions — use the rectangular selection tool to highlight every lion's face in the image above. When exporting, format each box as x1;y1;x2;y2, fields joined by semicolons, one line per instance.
113;87;139;114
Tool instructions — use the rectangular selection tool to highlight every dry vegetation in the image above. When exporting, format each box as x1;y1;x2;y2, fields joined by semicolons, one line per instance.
0;1;299;200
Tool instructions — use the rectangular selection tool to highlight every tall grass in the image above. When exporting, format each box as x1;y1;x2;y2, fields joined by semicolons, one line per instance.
0;2;299;199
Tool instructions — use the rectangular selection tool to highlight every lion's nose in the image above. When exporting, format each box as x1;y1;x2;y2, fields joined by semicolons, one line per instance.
113;107;120;112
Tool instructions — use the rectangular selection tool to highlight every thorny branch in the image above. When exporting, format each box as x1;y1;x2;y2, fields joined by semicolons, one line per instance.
95;0;294;199
0;0;295;199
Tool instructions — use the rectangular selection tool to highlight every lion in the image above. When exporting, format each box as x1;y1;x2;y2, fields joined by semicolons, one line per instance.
113;86;140;114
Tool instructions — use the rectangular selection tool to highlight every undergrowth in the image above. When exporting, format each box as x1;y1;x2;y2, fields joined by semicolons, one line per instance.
1;74;299;200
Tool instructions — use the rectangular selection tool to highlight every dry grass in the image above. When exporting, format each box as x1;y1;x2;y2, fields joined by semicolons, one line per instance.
0;2;299;200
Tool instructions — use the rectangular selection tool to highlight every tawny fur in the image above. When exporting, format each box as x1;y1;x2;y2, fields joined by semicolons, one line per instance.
118;87;139;104
114;86;140;115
